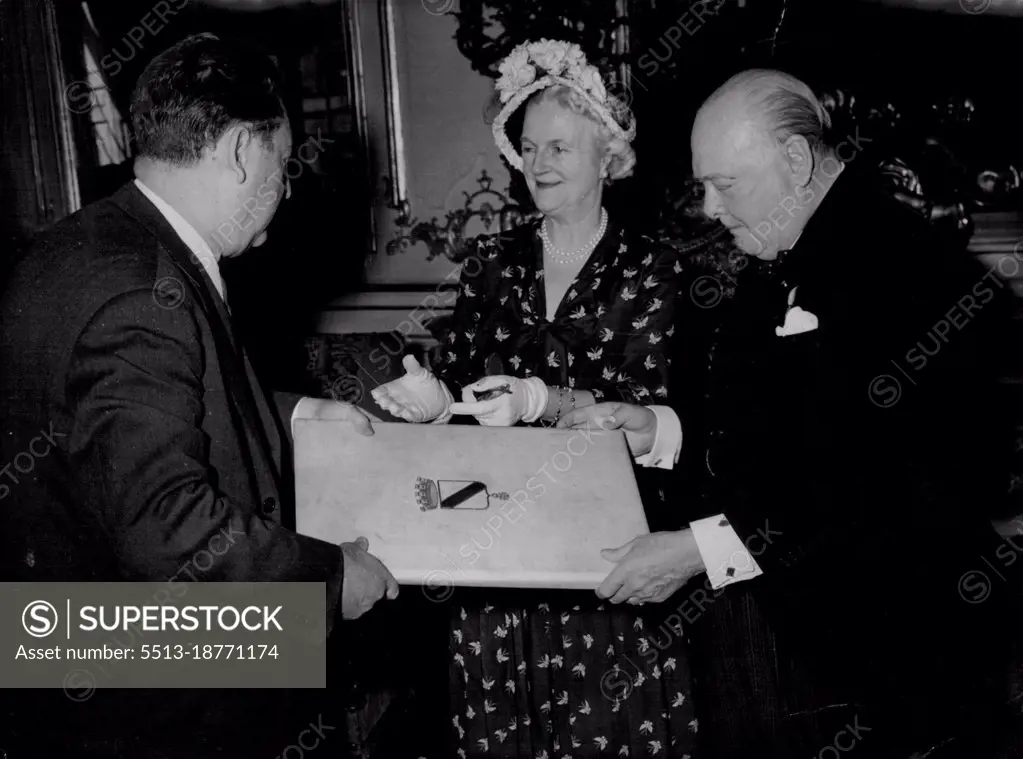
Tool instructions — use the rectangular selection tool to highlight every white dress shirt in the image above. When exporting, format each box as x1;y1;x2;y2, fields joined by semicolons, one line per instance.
134;179;226;304
134;178;314;428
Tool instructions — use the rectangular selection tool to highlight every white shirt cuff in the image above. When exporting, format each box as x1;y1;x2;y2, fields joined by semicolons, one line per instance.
633;405;682;469
690;514;764;589
291;396;316;437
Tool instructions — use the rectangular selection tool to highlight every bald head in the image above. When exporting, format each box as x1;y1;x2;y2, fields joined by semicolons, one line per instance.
704;70;831;155
691;69;838;260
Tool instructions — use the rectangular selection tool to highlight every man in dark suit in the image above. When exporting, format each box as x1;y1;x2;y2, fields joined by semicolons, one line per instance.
0;33;397;758
562;70;1015;757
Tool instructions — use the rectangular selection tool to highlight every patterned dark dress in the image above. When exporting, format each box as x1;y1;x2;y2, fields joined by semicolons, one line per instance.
434;217;698;758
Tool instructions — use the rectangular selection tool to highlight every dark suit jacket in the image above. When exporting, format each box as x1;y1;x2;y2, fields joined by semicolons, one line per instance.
0;182;345;757
673;165;1014;747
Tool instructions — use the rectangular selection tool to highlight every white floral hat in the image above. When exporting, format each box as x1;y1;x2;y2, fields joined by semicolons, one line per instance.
492;39;636;172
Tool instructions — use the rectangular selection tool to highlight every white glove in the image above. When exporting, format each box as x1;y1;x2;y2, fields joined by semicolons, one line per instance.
370;355;454;423
448;375;549;427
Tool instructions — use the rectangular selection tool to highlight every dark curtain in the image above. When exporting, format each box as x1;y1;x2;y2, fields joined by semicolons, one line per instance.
0;0;88;278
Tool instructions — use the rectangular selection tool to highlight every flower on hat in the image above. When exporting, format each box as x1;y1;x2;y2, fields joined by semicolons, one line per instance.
496;48;535;103
491;38;636;173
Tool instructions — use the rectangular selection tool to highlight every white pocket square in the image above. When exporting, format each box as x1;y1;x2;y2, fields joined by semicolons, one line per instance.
775;305;819;337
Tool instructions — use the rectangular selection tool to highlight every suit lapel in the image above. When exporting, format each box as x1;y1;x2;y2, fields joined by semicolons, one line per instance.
110;183;283;483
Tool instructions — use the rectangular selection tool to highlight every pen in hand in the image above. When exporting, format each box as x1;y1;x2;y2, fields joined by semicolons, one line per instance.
473;384;513;402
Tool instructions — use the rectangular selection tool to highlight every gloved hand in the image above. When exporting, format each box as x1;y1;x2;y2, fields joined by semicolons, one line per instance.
448;375;549;427
371;355;454;423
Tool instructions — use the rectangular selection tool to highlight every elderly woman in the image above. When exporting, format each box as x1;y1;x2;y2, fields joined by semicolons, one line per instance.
373;40;694;758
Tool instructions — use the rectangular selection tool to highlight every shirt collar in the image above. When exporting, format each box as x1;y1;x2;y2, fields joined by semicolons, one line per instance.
133;178;226;303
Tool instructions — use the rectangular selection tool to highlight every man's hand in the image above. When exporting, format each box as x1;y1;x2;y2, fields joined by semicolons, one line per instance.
558;402;658;457
340;537;399;620
293;397;375;435
597;530;705;605
371;355;454;423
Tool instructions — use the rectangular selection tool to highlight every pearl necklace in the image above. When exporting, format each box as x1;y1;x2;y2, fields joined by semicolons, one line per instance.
539;209;608;264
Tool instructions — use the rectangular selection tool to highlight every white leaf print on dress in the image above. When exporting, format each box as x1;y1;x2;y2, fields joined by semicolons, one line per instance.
594;737;609;750
642;275;658;290
469;641;481;656
551;655;564;670
648;332;662;345
538;654;550;669
602;366;617;381
637;638;650;653
502;266;515;278
583;633;594;649
623;267;638;278
674;260;683;274
632;316;649;330
672;692;686;708
655;385;668;398
639;721;654;736
620;287;637;301
505;680;516;694
466;705;475;719
510;355;522;370
547;351;560;368
572;663;586;677
483;699;496;714
495;624;508;638
495;729;508;743
664;657;677;672
556;690;569;706
643;355;657;371
562;635;573;649
600;328;614;342
453;653;465;668
647;740;663;755
540;701;552;714
647;297;662;313
496;648;509;663
579;700;592;715
641;253;653;266
618;746;630;756
481;677;494;691
476;739;489;751
495;327;510;342
652;665;662;679
453;630;463;643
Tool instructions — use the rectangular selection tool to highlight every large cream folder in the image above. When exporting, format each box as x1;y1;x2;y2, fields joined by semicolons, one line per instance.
293;420;650;590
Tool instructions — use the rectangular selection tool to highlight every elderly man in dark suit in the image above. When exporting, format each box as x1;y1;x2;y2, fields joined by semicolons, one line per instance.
563;69;1015;758
0;33;396;758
